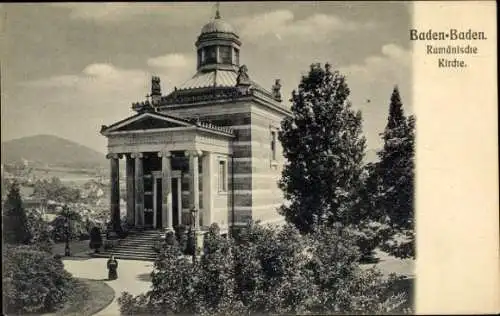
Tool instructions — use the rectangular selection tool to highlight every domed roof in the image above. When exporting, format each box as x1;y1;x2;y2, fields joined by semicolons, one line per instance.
200;11;237;35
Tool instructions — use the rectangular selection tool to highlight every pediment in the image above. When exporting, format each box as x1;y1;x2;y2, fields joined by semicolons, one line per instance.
102;112;193;134
114;116;186;132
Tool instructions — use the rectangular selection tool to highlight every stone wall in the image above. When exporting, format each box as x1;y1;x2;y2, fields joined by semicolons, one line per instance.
161;99;288;227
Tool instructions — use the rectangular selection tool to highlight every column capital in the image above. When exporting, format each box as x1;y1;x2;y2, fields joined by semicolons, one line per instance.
130;152;144;159
106;153;123;159
158;150;172;158
184;150;203;158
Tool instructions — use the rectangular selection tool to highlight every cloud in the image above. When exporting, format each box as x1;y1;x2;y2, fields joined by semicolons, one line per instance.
15;60;190;153
22;64;149;93
22;52;195;93
339;43;411;84
147;53;192;69
51;3;210;24
234;9;375;45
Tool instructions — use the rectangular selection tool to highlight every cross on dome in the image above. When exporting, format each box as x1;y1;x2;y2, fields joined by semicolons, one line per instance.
215;1;221;19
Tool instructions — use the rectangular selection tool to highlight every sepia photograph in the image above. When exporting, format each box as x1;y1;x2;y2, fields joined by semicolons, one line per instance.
1;2;497;315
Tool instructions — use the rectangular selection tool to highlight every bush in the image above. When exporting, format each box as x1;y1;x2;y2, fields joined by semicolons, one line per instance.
26;209;55;253
119;222;408;315
89;227;103;253
50;215;88;242
2;245;75;314
175;225;188;253
350;220;392;261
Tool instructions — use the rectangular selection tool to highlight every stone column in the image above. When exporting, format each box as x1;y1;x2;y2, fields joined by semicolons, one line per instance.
158;150;173;233
131;152;144;228
186;150;202;229
202;151;214;227
106;153;122;232
126;155;135;227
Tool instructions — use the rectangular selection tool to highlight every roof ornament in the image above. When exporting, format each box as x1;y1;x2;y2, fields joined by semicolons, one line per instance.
150;76;162;105
151;76;161;96
236;65;251;86
272;79;282;101
215;1;221;19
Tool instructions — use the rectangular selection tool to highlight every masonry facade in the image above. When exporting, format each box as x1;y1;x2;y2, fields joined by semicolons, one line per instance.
100;10;290;235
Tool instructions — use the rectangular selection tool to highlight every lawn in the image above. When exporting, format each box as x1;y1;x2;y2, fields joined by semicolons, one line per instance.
43;278;115;316
52;240;93;257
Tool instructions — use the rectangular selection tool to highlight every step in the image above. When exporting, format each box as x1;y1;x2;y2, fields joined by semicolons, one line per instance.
95;253;157;261
118;243;157;248
110;248;157;255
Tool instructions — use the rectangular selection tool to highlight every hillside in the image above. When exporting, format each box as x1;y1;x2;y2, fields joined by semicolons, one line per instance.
1;135;107;169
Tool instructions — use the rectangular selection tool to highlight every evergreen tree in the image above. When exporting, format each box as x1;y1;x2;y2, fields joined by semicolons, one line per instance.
278;63;366;233
368;86;415;258
2;181;32;244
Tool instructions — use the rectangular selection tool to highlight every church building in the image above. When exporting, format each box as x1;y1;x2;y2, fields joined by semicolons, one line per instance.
100;9;291;236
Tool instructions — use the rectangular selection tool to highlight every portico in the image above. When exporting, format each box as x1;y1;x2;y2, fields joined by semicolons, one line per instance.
101;111;234;233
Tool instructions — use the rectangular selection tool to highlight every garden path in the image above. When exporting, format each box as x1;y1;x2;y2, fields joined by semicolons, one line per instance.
63;258;153;316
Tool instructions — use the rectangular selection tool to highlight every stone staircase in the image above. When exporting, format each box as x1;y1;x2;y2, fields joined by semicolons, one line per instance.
95;230;161;261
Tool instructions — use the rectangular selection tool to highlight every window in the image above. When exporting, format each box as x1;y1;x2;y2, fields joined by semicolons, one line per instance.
197;49;202;68
234;48;240;65
218;160;227;192
205;46;217;64
271;131;277;161
219;46;232;64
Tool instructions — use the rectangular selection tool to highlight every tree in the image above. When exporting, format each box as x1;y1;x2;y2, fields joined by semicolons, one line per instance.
51;206;86;241
2;181;32;244
32;177;81;203
118;223;408;315
365;86;415;259
278;63;366;233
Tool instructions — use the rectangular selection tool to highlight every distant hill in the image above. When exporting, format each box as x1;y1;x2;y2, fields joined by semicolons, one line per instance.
1;135;107;170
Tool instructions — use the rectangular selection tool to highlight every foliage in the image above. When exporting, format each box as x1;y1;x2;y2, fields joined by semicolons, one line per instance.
2;245;75;314
278;63;366;233
2;181;32;244
362;87;415;259
32;177;82;203
348;219;392;261
89;226;103;252
51;216;88;242
118;222;407;315
25;208;54;252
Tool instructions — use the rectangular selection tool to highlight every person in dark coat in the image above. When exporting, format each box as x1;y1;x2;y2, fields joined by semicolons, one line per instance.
107;255;118;280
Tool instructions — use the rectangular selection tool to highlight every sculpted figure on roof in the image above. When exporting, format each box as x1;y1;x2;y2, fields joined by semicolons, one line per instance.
236;65;251;86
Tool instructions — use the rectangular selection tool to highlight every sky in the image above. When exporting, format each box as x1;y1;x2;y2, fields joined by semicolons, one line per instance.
1;2;412;154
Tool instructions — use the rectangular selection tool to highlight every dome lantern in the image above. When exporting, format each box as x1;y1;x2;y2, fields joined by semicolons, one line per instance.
195;5;241;73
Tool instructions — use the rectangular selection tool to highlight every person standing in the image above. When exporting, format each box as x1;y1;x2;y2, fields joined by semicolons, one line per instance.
107;255;118;280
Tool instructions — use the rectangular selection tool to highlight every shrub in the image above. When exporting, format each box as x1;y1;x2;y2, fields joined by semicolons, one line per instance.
119;222;407;315
2;245;75;314
50;215;88;242
349;220;392;261
26;208;55;253
175;225;188;253
89;226;103;253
